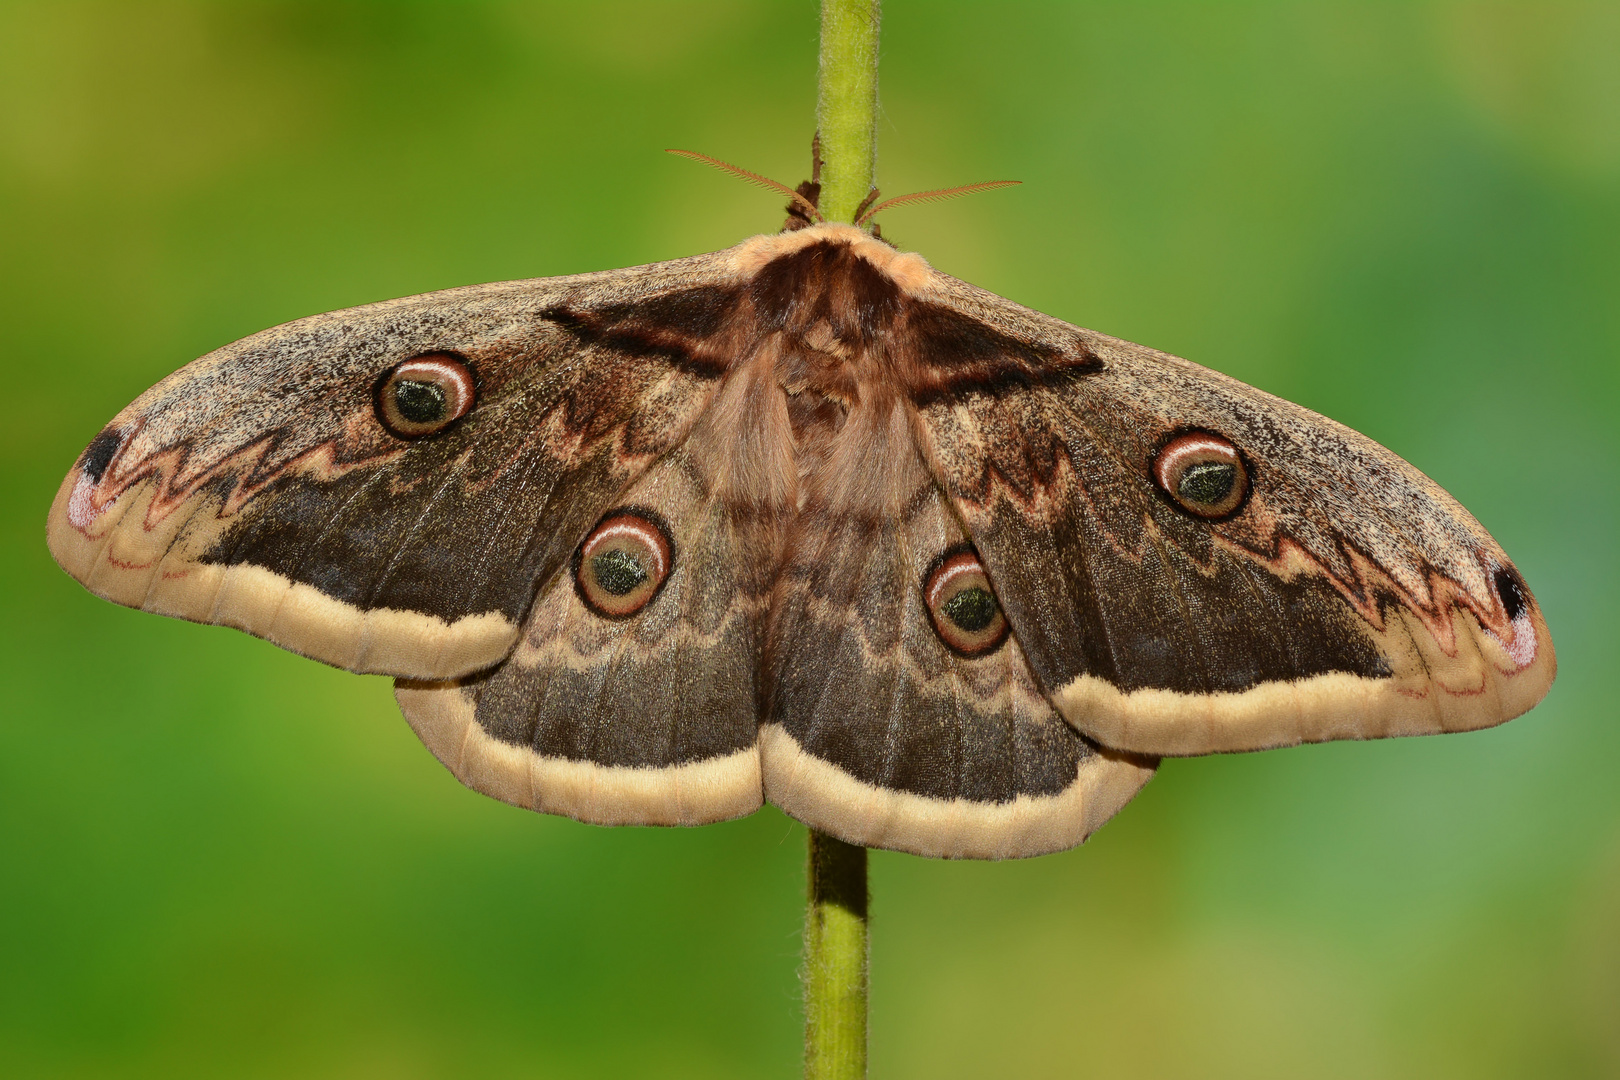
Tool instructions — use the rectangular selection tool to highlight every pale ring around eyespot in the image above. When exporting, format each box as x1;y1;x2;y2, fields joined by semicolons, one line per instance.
393;355;476;404
1152;429;1249;518
376;353;477;438
922;547;1009;656
574;508;675;619
1152;432;1238;490
924;551;984;611
581;516;670;581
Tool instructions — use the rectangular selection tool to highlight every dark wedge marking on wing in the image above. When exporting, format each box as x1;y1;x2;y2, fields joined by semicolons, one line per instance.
540;283;743;377
901;302;1102;406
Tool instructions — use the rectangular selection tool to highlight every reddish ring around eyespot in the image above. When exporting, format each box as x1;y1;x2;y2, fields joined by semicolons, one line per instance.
374;353;477;439
1151;429;1250;519
574;509;675;619
922;547;1010;657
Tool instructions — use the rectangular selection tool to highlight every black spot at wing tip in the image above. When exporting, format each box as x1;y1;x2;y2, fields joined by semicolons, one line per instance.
80;427;123;483
1494;565;1528;620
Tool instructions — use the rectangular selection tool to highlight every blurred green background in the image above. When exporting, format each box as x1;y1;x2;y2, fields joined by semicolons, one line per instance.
3;2;1616;1077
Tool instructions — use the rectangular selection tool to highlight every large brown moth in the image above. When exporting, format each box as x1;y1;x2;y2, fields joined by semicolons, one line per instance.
47;182;1556;859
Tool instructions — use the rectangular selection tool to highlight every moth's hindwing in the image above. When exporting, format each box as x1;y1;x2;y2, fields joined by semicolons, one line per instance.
394;360;797;827
759;400;1154;858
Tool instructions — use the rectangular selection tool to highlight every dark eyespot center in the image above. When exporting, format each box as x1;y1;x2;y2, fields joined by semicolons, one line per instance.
591;549;649;596
942;586;998;632
1177;460;1237;506
393;380;448;424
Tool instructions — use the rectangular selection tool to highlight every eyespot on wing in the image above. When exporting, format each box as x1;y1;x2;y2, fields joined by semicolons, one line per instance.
574;508;675;618
375;353;477;439
923;546;1010;657
1151;429;1250;519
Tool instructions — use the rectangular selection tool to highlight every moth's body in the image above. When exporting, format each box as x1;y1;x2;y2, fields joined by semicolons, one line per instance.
49;222;1554;858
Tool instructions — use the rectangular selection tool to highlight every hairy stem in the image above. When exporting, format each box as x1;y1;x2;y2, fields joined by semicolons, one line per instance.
803;5;877;1078
815;0;881;223
804;831;869;1080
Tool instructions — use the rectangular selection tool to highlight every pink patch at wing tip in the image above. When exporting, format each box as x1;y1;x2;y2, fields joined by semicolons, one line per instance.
1485;563;1538;670
1502;611;1538;669
66;472;105;530
66;425;129;531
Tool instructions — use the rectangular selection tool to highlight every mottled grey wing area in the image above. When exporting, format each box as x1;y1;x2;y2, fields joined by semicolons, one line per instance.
759;397;1153;859
48;252;751;679
908;273;1556;756
395;362;796;826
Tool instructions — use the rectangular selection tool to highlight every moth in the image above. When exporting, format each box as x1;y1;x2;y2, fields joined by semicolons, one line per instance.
47;177;1555;859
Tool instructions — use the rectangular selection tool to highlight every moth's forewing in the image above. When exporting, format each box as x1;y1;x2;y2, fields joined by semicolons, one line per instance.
47;258;745;680
908;272;1555;757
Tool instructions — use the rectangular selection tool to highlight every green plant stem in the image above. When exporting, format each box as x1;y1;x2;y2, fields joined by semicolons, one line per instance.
804;6;877;1078
804;831;869;1080
815;0;881;223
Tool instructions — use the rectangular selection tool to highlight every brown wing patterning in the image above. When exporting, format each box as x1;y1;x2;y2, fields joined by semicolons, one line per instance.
48;258;748;679
396;359;794;828
50;222;1553;857
910;266;1554;757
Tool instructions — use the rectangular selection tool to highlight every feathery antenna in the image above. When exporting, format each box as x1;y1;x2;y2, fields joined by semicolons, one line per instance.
665;149;823;222
855;180;1021;226
668;149;1020;231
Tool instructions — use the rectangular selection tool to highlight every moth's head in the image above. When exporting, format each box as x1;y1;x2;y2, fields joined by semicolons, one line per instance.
665;148;1019;237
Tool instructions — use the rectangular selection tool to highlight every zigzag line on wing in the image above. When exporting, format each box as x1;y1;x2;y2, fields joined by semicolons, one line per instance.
914;386;1514;659
78;359;717;540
